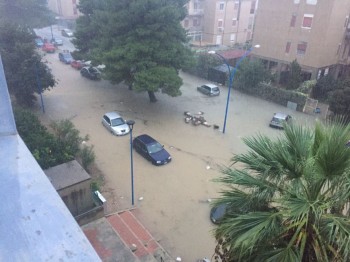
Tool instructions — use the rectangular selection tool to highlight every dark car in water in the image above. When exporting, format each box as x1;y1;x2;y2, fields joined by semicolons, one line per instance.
80;66;101;80
133;134;172;166
58;51;74;64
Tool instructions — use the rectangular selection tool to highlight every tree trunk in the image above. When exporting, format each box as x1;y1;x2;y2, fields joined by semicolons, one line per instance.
128;83;132;90
147;91;157;103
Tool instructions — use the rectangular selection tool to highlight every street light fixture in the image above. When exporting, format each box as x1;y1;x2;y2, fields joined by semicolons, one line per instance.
208;44;260;134
127;120;135;206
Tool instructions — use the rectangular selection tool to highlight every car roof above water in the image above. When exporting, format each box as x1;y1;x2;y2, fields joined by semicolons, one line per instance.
202;83;218;88
136;134;156;144
104;112;122;119
273;112;289;119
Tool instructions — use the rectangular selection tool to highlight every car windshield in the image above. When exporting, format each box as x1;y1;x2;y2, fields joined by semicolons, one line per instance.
63;53;72;58
272;117;283;123
147;142;163;154
212;87;219;91
111;117;125;126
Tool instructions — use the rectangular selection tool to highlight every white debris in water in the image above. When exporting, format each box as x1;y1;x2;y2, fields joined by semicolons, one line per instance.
176;257;182;261
82;140;86;144
207;198;212;203
206;165;211;170
139;197;144;201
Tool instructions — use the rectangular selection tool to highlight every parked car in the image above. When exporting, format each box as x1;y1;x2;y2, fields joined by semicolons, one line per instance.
210;203;228;224
50;38;63;46
197;84;220;96
80;66;101;80
102;112;130;136
71;60;86;70
61;28;73;37
269;112;292;129
58;51;74;64
133;134;172;166
42;42;56;53
34;37;44;48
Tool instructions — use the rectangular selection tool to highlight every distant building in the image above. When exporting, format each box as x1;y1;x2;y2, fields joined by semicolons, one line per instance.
252;0;350;81
183;0;258;47
47;0;80;19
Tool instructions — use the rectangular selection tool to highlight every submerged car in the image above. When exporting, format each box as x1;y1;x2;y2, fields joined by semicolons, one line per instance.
58;51;74;64
34;37;44;47
80;66;101;80
269;112;292;129
71;60;86;70
197;83;220;96
42;42;55;53
102;112;130;136
61;28;73;37
133;134;172;166
50;38;63;46
210;203;228;224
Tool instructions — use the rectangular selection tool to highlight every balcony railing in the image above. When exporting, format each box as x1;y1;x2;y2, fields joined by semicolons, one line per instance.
188;9;204;16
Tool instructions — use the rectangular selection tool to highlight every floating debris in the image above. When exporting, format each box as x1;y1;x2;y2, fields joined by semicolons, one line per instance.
138;197;144;201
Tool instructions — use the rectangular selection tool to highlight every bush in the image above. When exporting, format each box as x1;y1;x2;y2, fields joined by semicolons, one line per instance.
297;80;316;95
79;145;95;170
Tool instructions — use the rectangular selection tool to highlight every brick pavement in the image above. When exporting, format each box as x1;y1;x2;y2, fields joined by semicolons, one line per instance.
83;209;173;262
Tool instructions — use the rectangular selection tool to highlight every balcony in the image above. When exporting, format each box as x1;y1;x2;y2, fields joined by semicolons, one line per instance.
188;9;204;16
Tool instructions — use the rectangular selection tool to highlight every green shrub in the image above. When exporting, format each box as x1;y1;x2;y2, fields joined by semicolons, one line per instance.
79;145;95;170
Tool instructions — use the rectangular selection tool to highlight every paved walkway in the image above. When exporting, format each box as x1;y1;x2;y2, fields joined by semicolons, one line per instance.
82;209;173;262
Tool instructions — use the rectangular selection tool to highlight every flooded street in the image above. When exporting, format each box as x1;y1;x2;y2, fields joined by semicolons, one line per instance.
37;50;318;261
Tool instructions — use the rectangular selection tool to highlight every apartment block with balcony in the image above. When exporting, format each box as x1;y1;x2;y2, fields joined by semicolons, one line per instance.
183;0;258;47
252;0;350;81
47;0;80;19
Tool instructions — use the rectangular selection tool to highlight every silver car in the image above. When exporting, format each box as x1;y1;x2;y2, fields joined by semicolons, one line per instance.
102;112;130;136
269;112;292;129
197;83;220;96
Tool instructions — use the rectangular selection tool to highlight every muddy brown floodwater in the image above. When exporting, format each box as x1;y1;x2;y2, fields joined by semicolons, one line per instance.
37;51;317;261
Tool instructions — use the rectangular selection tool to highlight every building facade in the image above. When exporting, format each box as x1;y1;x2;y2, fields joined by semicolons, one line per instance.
252;0;350;80
47;0;80;19
183;0;258;46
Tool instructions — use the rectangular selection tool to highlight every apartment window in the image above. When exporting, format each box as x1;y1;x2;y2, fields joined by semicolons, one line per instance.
344;16;349;28
290;14;297;27
285;42;291;54
302;15;313;29
306;0;317;5
219;2;225;10
194;2;198;9
294;0;300;3
250;1;256;14
248;17;253;29
73;6;78;15
297;41;308;55
232;19;237;26
184;20;189;27
193;19;200;26
218;19;223;27
230;34;236;42
72;0;76;3
234;1;239;10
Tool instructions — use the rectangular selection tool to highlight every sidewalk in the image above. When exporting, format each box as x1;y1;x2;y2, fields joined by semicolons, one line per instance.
82;209;174;262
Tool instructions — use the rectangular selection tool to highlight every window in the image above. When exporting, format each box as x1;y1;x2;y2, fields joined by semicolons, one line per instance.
194;2;198;9
290;14;297;27
344;16;349;28
250;1;256;14
302;15;313;28
230;34;236;42
184;20;189;27
219;2;225;10
193;19;200;26
234;1;239;10
297;41;307;55
306;0;317;5
248;17;253;29
294;0;300;3
285;42;291;53
218;19;223;27
232;19;237;26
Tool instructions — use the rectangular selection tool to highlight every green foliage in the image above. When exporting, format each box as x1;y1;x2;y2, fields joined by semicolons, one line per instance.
182;53;220;79
74;0;194;102
14;108;95;169
0;23;56;107
0;0;54;28
286;59;302;90
329;79;350;122
297;79;316;95
213;121;350;261
311;74;338;101
233;59;272;91
79;145;96;170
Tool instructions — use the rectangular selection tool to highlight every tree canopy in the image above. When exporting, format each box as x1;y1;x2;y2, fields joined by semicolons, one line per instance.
0;24;55;106
74;0;193;102
213;120;350;261
0;0;54;28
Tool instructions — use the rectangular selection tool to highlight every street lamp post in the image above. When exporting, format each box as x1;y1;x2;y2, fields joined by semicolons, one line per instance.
127;120;135;206
50;25;54;41
209;44;260;134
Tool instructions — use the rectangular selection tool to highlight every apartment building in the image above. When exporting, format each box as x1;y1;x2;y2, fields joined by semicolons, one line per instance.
47;0;80;19
183;0;258;46
252;0;350;81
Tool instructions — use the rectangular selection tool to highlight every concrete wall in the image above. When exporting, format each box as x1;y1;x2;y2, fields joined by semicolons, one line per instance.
47;0;80;18
58;179;95;217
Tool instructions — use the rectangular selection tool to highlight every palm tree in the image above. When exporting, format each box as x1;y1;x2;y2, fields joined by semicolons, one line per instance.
213;120;350;262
